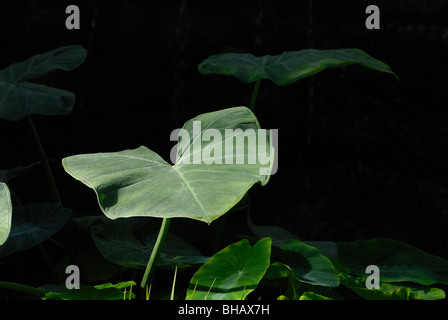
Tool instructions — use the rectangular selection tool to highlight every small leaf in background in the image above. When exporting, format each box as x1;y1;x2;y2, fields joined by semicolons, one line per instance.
0;202;72;257
335;238;448;286
0;45;87;121
62;107;274;224
186;238;272;300
198;49;397;86
0;183;12;245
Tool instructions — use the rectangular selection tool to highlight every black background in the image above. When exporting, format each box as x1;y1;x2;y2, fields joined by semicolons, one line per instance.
1;0;448;287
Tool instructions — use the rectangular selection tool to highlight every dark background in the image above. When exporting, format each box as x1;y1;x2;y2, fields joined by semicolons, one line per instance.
1;0;448;270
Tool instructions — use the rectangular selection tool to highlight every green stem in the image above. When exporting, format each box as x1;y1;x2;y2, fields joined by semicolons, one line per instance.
249;79;261;112
26;116;62;205
140;218;171;290
0;281;46;298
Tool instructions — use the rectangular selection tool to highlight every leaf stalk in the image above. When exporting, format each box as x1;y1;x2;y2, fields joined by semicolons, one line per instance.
26;116;62;205
140;217;171;290
249;80;261;112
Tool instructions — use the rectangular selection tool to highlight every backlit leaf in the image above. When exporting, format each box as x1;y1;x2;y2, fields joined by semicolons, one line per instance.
62;107;274;224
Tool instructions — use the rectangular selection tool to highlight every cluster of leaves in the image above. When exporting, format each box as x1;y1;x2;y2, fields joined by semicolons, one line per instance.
0;46;87;252
1;45;447;300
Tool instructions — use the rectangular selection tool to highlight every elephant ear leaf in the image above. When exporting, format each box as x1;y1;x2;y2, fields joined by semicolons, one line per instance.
186;238;272;300
62;107;274;224
0;45;87;121
198;48;397;86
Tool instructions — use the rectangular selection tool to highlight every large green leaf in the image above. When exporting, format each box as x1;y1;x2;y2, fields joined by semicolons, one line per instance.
198;49;397;86
0;45;87;121
62;107;274;224
91;218;207;269
186;238;272;300
0;183;12;246
273;239;340;287
0;202;72;257
336;238;448;286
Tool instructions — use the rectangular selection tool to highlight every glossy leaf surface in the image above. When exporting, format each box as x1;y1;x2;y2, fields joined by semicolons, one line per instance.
186;238;272;300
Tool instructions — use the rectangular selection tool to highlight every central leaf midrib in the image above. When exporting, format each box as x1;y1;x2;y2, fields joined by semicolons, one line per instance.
172;165;208;220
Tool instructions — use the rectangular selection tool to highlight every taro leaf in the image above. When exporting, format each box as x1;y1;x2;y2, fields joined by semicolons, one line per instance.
0;183;12;246
186;238;272;300
198;49;397;86
91;218;207;269
339;273;446;300
42;281;136;300
62;107;274;224
273;239;340;287
336;238;448;286
0;45;87;121
0;202;72;257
